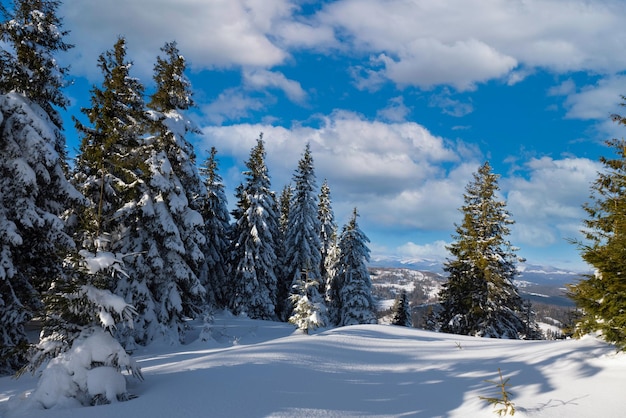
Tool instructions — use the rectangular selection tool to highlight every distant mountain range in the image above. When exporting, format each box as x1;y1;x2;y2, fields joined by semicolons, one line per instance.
369;255;589;309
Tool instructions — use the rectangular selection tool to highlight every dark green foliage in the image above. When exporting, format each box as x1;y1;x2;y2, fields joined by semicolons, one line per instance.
391;289;412;327
568;110;626;349
335;208;376;326
479;368;516;416
438;162;527;338
148;41;193;112
228;135;279;319
318;179;337;290
275;184;293;320
199;147;231;309
72;37;148;242
0;0;72;129
284;144;325;323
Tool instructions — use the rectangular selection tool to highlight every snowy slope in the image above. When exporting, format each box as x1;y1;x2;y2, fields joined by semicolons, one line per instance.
1;313;624;417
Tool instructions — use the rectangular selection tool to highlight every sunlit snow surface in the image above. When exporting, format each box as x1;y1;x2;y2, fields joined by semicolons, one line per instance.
2;313;624;417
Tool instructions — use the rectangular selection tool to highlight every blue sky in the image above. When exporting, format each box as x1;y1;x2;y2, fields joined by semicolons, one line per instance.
43;0;626;271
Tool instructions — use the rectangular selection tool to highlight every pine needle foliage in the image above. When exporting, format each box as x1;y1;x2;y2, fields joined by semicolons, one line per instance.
228;135;279;319
0;0;72;128
568;104;626;350
479;368;516;416
438;162;527;338
391;289;412;327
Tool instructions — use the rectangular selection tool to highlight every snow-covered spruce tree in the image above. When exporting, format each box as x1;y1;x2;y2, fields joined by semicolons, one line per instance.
199;146;231;310
228;135;279;319
391;289;412;327
0;0;72;131
0;93;83;374
568;121;626;350
318;179;340;324
318;179;338;286
335;208;376;326
0;0;82;374
70;37;157;347
438;162;528;339
275;184;293;320
289;271;327;334
323;231;341;325
22;251;142;408
137;41;208;342
284;144;328;325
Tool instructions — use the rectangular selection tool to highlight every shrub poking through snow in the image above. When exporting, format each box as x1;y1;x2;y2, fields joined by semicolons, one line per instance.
289;272;326;334
479;368;516;416
19;249;143;409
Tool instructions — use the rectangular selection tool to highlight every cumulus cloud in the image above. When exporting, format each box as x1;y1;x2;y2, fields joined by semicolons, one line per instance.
201;89;267;125
377;39;517;91
503;156;601;247
243;69;307;104
60;0;293;80
199;111;474;228
317;0;626;89
562;76;626;121
429;89;474;117
397;240;451;262
377;97;411;122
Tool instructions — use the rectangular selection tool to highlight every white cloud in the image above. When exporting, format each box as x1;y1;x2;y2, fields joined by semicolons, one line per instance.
397;240;450;262
201;89;267;125
376;97;411;122
377;39;517;91
563;76;626;121
199;110;473;227
60;0;293;80
243;69;307;104
317;0;626;89
503;156;601;247
429;89;474;117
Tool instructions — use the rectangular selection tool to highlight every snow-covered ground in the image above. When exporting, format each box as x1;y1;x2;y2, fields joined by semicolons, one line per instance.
1;313;624;417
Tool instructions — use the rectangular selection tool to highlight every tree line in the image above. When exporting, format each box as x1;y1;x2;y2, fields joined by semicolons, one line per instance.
0;0;377;380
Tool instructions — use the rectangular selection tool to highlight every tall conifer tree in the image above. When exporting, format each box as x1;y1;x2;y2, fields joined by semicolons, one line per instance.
70;37;156;346
136;41;207;341
335;208;376;326
568;108;626;349
318;179;338;302
391;290;412;327
199;147;231;309
438;162;527;338
0;0;81;373
228;136;279;319
0;0;72;130
284;144;327;324
275;184;293;320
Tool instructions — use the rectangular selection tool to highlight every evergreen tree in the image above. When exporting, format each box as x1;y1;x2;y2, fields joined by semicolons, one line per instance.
0;0;72;130
335;208;376;326
275;184;293;320
135;41;207;342
0;1;81;373
0;93;83;374
318;179;337;285
289;271;327;334
70;37;156;347
438;162;527;339
568;115;626;349
199;147;231;309
284;144;326;322
228;135;279;319
21;251;142;407
391;289;412;327
324;231;341;325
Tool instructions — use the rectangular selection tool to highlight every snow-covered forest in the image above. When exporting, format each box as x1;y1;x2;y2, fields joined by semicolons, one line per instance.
1;1;625;416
